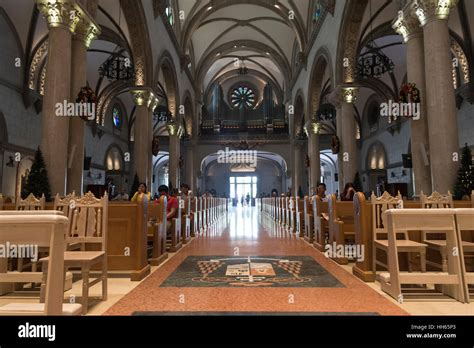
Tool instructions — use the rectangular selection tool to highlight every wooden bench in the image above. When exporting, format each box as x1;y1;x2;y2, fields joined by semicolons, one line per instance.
455;209;474;302
0;213;82;315
380;209;466;303
181;197;191;245
303;196;314;243
295;197;305;237
313;196;329;251
327;194;355;264
167;199;182;252
148;196;168;266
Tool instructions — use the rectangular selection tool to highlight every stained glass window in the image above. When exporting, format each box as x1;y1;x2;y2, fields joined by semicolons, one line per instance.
165;6;174;26
231;86;256;109
113;107;121;128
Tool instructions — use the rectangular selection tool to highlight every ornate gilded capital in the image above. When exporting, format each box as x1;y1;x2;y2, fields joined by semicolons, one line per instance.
342;86;359;104
304;119;322;135
392;8;422;43
130;88;159;110
410;0;458;26
36;0;82;33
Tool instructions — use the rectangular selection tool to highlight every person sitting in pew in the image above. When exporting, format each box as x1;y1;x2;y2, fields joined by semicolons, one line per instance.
131;183;151;202
112;188;129;201
317;183;329;202
158;185;179;237
341;183;356;201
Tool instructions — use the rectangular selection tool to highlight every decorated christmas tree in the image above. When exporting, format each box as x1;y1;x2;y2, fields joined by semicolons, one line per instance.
22;147;51;201
130;173;140;199
453;143;474;200
353;172;363;192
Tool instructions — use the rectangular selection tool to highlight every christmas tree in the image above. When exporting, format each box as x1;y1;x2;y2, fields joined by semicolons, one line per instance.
130;173;140;199
22;147;51;201
353;172;363;192
453;143;474;200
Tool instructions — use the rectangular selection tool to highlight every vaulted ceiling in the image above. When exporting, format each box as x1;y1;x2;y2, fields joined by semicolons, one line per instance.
174;0;314;95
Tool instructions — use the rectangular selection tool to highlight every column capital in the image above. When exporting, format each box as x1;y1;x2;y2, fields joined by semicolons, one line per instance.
36;0;84;33
74;2;101;48
130;88;160;111
392;7;422;43
409;0;458;26
329;85;359;105
304;119;322;135
167;119;184;137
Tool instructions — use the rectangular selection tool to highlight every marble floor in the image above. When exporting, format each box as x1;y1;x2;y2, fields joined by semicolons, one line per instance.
1;206;473;315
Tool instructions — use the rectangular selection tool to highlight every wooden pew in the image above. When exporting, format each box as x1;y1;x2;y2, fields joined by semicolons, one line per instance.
295;197;305;237
148;196;168;266
313;196;329;251
181;197;191;245
455;209;474;302
167;198;182;252
289;197;296;233
353;192;376;282
380;209;466;303
327;194;355;264
0;213;82;315
107;199;150;281
190;197;197;237
303;196;314;243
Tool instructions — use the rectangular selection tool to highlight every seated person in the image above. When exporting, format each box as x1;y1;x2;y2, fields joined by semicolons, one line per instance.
341;183;356;202
112;188;129;201
131;183;151;202
316;183;329;202
158;185;179;237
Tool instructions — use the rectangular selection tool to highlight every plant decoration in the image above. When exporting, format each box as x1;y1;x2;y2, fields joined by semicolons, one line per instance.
76;86;97;121
397;83;420;104
21;147;52;201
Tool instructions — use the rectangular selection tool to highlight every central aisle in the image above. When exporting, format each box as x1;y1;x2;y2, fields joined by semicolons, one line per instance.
105;206;407;315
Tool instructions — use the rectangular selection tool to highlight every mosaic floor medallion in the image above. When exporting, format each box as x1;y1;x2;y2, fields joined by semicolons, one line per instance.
160;256;345;288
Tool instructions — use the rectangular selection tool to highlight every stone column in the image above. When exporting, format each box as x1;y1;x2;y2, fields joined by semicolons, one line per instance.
293;141;304;197
306;120;322;193
340;86;359;186
412;0;459;193
130;89;158;189
37;0;82;196
393;7;432;196
67;7;100;195
167;120;182;190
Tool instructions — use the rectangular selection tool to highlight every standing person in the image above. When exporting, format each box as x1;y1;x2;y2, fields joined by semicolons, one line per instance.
246;193;250;206
341;183;356;201
131;183;151;202
158;185;179;237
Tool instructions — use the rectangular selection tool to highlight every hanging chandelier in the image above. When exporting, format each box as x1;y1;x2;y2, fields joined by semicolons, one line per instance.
357;42;395;79
153;104;172;123
97;7;134;82
98;53;135;82
238;59;248;75
357;0;394;79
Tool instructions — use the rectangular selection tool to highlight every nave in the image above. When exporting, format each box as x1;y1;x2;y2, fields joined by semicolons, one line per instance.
101;204;472;316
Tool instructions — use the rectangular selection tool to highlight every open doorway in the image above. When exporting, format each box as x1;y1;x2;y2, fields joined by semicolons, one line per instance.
230;176;258;206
